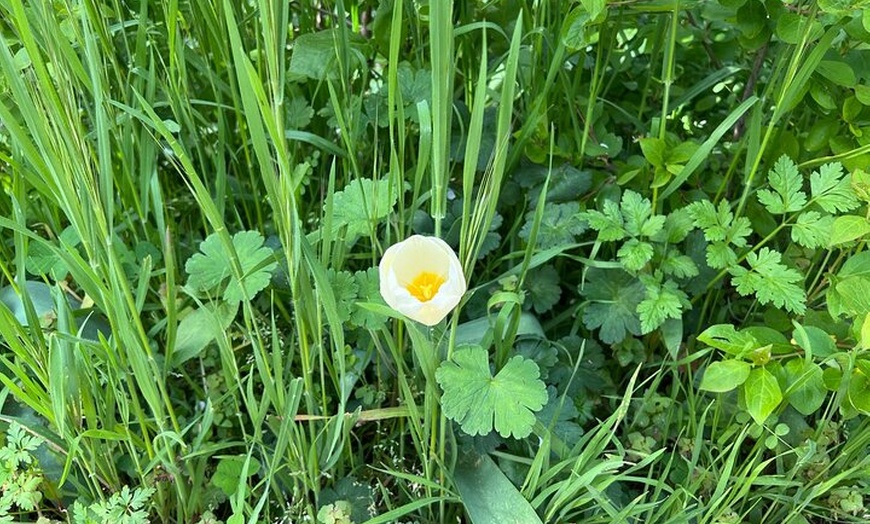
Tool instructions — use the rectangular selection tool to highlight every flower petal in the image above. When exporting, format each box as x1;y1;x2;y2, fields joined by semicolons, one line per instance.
378;235;467;326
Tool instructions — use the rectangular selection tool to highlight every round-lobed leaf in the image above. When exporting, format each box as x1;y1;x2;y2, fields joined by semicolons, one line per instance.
436;346;547;439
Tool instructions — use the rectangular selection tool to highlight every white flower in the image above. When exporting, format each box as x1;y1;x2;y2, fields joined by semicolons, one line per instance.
379;235;467;326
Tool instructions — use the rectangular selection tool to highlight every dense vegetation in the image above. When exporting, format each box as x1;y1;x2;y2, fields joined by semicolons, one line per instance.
0;0;869;522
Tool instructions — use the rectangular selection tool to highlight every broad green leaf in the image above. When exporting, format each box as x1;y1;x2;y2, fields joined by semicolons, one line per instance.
744;367;782;425
838;251;870;279
350;268;388;330
791;324;836;358
454;452;544;524
639;137;666;168
25;226;80;280
742;326;792;355
829;215;870;246
210;456;261;497
700;360;751;392
0;281;55;327
436;346;547;439
580;268;644;344
783;359;826;416
520;201;586;249
526;265;561;314
852;167;870;201
816;60;856;87
171;302;239;368
288;29;366;81
561;7;592;50
847;368;870;414
834;276;870;319
185;231;278;304
697;324;758;356
329;178;397;240
327;269;360;323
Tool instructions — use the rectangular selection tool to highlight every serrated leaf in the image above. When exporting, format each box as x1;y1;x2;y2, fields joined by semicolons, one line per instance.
526;265;561;314
350;268;388;330
436;346;547;439
652;208;694;243
637;280;687;333
580;268;644;344
288;29;366;81
791;211;832;248
700;360;751;392
621;190;663;237
728;248;806;314
706;241;738;269
519;201;586;249
744;367;782;425
688;200;751;269
810;162;859;213
583;199;625;241
327;269;359;323
211;456;261;497
757;155;807;214
617;238;654;272
330;178;397;240
184;231;278;304
661;250;699;278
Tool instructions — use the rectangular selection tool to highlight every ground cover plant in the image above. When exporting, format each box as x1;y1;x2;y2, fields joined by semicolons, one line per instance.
0;0;869;522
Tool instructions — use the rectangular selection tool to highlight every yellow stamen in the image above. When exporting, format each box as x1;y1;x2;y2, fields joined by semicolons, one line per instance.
406;271;446;302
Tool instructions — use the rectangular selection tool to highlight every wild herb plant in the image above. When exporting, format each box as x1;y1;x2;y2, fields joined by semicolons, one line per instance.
0;0;869;523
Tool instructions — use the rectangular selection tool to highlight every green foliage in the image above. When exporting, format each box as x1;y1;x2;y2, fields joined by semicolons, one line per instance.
580;268;644;344
743;368;782;426
699;360;751;393
525;265;561;314
2;1;870;523
436;346;548;438
687;200;752;269
728;248;806;314
519;201;585;249
0;424;44;517
328;178;397;241
71;486;155;524
757;156;806;214
185;231;277;304
636;279;688;334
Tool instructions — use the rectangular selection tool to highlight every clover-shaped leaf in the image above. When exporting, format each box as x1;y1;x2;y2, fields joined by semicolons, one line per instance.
185;231;277;304
436;346;547;439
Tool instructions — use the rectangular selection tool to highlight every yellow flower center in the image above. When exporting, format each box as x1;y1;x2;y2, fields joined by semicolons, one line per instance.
406;271;446;302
